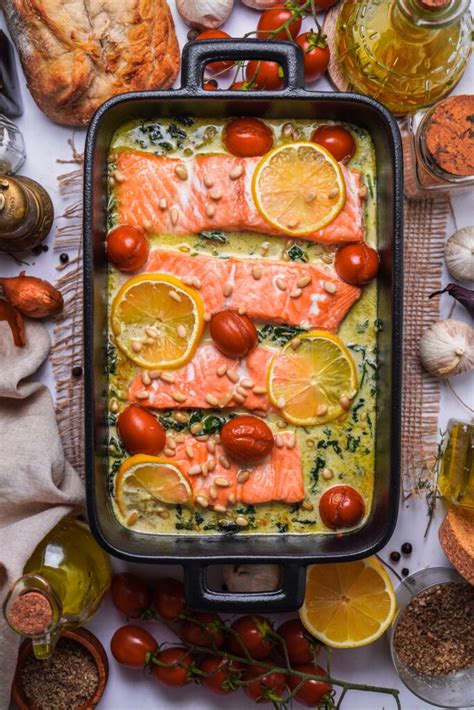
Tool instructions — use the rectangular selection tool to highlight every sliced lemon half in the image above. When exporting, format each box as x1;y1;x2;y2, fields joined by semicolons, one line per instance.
267;330;358;426
111;273;204;369
252;142;346;236
299;558;397;648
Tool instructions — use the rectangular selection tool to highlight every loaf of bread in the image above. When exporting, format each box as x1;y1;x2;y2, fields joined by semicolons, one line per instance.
439;506;474;584
2;0;180;126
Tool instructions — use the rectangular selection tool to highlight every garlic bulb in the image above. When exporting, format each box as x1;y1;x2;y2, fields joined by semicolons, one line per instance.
420;319;474;378
241;0;283;8
176;0;234;29
445;227;474;283
223;564;281;592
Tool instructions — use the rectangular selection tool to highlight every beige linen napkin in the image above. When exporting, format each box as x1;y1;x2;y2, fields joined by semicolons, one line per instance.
0;320;85;710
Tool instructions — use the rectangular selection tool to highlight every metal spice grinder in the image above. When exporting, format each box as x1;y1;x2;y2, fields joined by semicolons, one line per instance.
0;175;54;252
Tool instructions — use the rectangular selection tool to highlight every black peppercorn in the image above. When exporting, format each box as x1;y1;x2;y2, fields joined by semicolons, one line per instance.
72;366;83;377
401;542;412;555
390;551;401;562
401;568;409;577
42;244;49;252
60;253;69;264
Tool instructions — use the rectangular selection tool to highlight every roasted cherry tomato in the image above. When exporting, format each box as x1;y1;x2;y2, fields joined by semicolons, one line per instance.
110;625;157;668
230;81;253;91
227;615;275;660
276;618;317;665
319;485;365;530
210;310;258;357
311;124;356;163
153;647;193;687
246;60;283;90
221;416;274;464
257;6;302;40
203;80;218;90
335;243;379;286
106;225;149;273
153;577;186;620
200;655;242;695
296;32;330;82
197;30;233;73
288;664;333;707
243;665;288;704
117;405;166;456
111;573;152;619
180;612;225;649
223;118;274;158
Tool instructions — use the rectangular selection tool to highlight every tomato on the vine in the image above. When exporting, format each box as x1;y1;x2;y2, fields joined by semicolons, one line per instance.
311;124;356;163
319;485;365;530
276;618;317;665
223;118;274;157
153;647;194;687
153;577;186;620
296;32;330;82
245;60;283;90
117;405;166;456
200;655;242;694
257;6;302;41
197;30;233;73
227;615;275;659
288;664;333;707
335;243;379;286
110;625;157;669
180;612;225;649
111;573;151;619
203;80;218;90
106;225;149;273
243;665;288;704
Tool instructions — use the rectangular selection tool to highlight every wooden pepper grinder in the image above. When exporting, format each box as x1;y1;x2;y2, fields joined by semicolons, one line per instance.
0;175;54;253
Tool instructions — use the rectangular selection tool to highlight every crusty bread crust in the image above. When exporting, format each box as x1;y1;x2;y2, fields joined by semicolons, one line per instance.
2;0;180;126
439;506;474;584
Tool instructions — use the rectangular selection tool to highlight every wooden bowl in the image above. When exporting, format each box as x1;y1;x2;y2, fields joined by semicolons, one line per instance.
12;627;109;709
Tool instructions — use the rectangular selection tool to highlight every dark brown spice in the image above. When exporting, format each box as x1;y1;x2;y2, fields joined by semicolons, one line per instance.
20;638;99;710
393;582;474;676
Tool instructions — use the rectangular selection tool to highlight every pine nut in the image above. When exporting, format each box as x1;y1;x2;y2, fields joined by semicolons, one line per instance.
236;386;247;397
290;288;302;299
173;412;188;423
291;338;302;350
207;440;216;453
214;504;227;513
201;463;208;476
193;277;202;289
145;327;158;338
226;370;239;383
233;394;245;404
185;445;194;458
237;470;250;484
181;275;193;286
229;164;243;180
252;386;267;395
241;378;254;389
327;187;339;199
302;501;314;511
210;188;222;201
316;404;328;417
275;434;284;448
189;464;202;476
159;197;168;210
166;436;176;450
206;204;216;218
149;370;162;379
132;340;142;353
110;399;119;413
161;372;176;384
260;241;270;253
209;486;218;500
282;122;294;138
190;422;203;434
340;395;351;411
359;184;368;199
322;467;334;480
227;493;236;505
169;289;182;302
170;207;179;225
236;516;248;527
127;511;138;526
199;435;209;442
206;393;219;406
177;325;187;338
204;312;211;322
164;448;175;457
252;266;262;280
175;433;186;442
286;433;296;449
223;282;233;297
276;396;286;409
238;306;247;315
286;218;299;229
215;477;231;487
297;275;312;288
217;364;228;377
114;170;125;183
175;164;188;180
219;392;234;407
136;390;149;400
360;411;367;422
322;254;333;264
196;495;209;507
253;410;267;418
143;338;155;345
141;371;151;386
323;281;337;294
158;509;170;519
203;175;214;188
208;459;216;472
277;420;287;429
219;455;230;469
276;277;287;291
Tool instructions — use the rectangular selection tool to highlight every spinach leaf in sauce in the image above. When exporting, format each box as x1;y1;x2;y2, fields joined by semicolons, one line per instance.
287;245;308;262
258;324;307;347
310;456;326;491
198;230;228;244
105;341;118;375
158;409;188;431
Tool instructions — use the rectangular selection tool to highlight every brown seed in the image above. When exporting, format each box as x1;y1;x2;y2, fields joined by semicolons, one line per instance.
190;422;203;434
277;420;287;429
229;164;243;180
253;410;267;418
196;495;209;508
189;464;202;476
223;282;233;297
149;369;162;379
276;277;287;291
237;470;250;484
114;170;125;183
161;372;175;384
260;241;270;253
322;467;334;480
204;312;211;322
238;306;247;315
316;404;328;417
143;337;155;345
136;390;149;400
323;281;337;294
233;393;245;404
322;254;333;264
360;411;368;422
226;370;239;384
297;275;312;288
282;122;295;138
127;511;139;526
252;266;262;280
205;393;219;406
172;391;187;403
185;445;194;459
302;501;314;511
215;476;231;488
131;340;142;353
290;288;302;299
219;455;231;469
173;412;188;424
340;395;351;411
175;164;188;180
286;218;299;229
236;516;248;527
236;385;247;397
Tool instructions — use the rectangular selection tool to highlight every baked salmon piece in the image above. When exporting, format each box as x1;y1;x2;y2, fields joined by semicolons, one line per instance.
168;431;304;508
145;250;361;331
129;343;273;411
114;150;364;244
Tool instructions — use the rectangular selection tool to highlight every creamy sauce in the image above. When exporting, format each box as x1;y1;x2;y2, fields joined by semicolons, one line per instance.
106;117;378;536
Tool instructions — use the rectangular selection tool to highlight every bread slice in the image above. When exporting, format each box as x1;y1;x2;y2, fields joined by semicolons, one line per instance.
2;0;180;126
439;506;474;584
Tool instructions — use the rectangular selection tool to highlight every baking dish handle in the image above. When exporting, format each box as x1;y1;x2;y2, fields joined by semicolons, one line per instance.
181;39;305;93
183;562;306;612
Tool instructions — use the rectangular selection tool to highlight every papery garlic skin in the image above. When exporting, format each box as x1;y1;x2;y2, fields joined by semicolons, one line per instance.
176;0;234;29
445;227;474;284
420;319;474;378
223;564;281;592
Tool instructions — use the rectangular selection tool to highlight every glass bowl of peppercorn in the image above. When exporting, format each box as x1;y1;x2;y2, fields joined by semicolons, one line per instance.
389;567;474;708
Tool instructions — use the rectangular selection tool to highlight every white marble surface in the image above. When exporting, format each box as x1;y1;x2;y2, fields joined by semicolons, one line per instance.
2;2;473;708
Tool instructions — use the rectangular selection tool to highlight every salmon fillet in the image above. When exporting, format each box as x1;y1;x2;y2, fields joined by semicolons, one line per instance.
168;432;304;507
146;250;360;331
114;150;364;244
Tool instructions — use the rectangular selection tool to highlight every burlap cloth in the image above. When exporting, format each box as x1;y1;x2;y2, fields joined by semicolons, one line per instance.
0;321;85;710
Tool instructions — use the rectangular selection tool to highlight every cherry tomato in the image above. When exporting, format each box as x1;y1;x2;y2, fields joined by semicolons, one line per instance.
111;573;151;619
153;647;193;687
319;485;365;530
257;6;302;40
288;664;333;707
106;225;149;273
296;32;330;82
243;665;287;703
227;615;274;659
180;612;225;649
276;618;317;665
311;124;356;163
117;405;166;456
110;625;157;668
203;80;218;91
246;60;283;90
230;81;253;91
197;30;233;74
200;655;242;695
223;118;274;158
314;0;339;8
153;577;186;620
335;243;379;286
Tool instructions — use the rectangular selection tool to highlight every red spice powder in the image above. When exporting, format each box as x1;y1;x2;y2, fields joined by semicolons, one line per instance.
9;592;53;635
425;95;474;177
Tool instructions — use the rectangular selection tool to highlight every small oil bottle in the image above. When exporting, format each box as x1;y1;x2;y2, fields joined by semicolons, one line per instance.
3;517;111;659
438;420;473;508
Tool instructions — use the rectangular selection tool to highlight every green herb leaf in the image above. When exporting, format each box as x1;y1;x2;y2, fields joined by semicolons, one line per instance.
310;456;326;491
287;245;308;262
198;230;228;244
258;324;306;347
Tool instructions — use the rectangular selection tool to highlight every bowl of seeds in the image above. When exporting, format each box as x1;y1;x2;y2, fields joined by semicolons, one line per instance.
389;567;474;708
12;627;108;710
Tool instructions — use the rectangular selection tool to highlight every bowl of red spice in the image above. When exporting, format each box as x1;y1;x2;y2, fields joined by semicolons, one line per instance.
12;627;108;710
389;567;474;708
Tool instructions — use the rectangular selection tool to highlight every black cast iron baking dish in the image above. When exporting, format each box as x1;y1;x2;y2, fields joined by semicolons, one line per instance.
84;40;403;612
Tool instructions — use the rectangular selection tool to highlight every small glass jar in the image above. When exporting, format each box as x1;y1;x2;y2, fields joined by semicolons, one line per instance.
438;419;473;508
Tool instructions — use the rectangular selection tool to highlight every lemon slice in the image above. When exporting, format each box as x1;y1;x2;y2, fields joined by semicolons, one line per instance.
111;273;204;369
299;558;397;648
267;331;358;426
115;455;192;521
252;142;346;236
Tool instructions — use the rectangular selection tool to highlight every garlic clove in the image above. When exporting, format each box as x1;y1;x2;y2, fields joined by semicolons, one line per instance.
241;0;284;8
445;227;474;284
176;0;234;29
420;318;474;378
